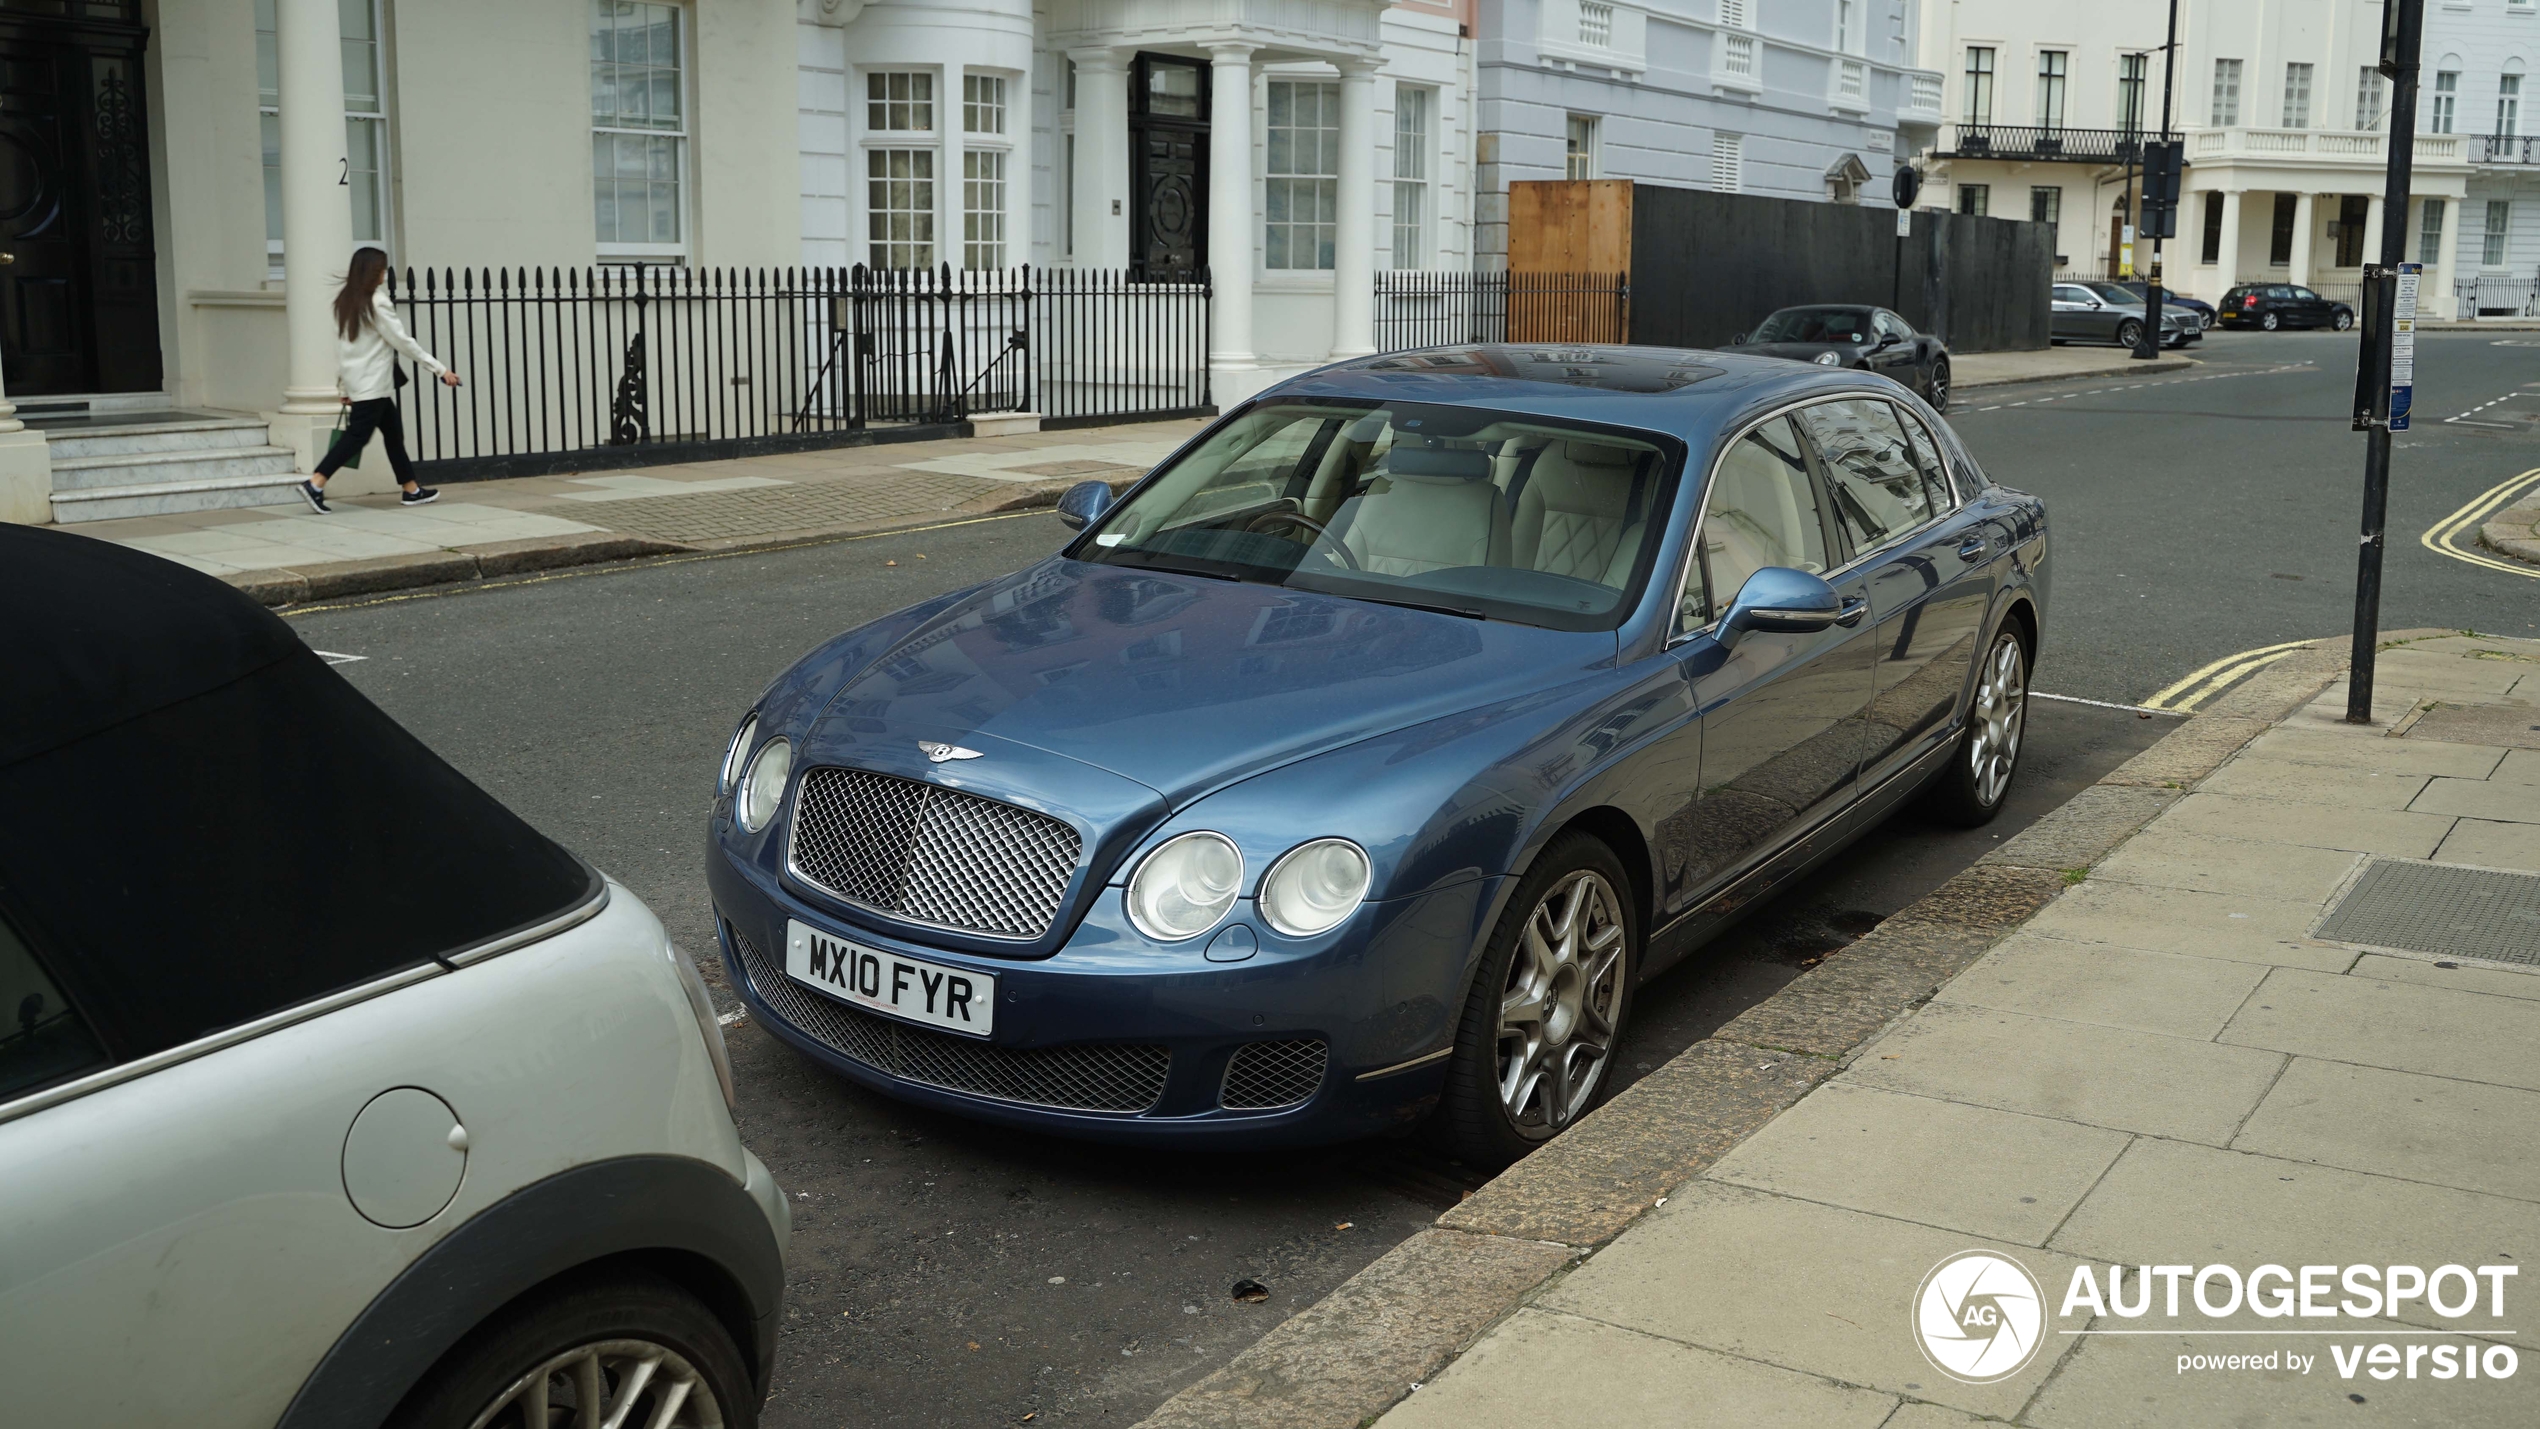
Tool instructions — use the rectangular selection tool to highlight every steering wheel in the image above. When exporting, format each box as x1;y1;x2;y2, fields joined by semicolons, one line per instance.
1245;508;1363;570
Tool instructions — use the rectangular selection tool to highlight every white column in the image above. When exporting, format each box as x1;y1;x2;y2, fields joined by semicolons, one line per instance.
2213;189;2245;293
2287;191;2317;285
2427;196;2459;318
0;317;51;525
2363;195;2386;266
1068;49;1130;269
1329;58;1379;358
1207;44;1258;368
275;0;354;423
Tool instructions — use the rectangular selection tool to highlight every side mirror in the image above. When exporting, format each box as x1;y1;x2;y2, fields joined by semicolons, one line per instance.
1055;480;1114;532
1724;567;1845;636
1731;332;1749;345
1872;333;1901;350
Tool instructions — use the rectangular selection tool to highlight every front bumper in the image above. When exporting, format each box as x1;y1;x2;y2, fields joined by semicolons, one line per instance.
709;840;1496;1147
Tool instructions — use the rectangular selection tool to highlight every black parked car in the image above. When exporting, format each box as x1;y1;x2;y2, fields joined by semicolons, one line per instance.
2091;280;2216;331
2216;283;2355;332
1720;305;1954;411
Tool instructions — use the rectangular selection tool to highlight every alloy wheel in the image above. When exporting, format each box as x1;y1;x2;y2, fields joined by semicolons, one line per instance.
2335;310;2354;331
464;1338;726;1429
1496;869;1626;1136
1929;359;1951;411
1967;635;2028;809
2115;319;2143;349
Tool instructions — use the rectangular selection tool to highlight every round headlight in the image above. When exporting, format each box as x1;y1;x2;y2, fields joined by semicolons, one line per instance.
1126;831;1244;941
736;737;792;834
1814;350;1843;366
1258;838;1371;938
720;714;758;796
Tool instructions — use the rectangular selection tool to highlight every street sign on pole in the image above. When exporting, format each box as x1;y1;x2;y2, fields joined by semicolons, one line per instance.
2392;262;2420;430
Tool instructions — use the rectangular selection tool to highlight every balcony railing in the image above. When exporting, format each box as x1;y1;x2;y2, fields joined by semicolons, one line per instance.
1907;72;1944;116
2190;127;2464;163
2476;133;2540;164
1940;124;2149;163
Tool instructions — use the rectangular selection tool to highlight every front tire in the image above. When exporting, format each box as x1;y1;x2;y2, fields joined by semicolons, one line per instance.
1923;625;2030;828
1927;356;1952;412
2114;319;2144;349
1430;833;1637;1167
2333;309;2355;331
388;1272;756;1429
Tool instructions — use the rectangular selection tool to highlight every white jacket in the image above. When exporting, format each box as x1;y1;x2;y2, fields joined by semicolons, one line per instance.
336;289;448;402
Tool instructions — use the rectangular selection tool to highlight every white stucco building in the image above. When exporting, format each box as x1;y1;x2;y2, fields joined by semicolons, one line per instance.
1913;0;2471;309
796;0;1480;399
2426;0;2540;313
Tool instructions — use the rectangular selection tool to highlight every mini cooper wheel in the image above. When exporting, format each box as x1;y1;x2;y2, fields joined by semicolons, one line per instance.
1924;624;2030;828
389;1272;754;1429
1927;357;1952;413
1431;833;1637;1167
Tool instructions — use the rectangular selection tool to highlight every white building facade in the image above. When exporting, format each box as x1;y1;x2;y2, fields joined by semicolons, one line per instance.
797;0;1481;399
1914;0;2471;309
2426;0;2540;312
1472;0;1946;261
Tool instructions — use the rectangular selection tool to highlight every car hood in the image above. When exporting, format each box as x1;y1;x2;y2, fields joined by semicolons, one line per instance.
803;558;1615;807
1720;341;1867;363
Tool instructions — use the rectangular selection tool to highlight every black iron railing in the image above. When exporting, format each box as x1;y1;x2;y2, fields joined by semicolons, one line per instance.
386;264;1212;478
2457;274;2540;319
2476;133;2540;164
1942;123;2149;163
1372;271;1631;352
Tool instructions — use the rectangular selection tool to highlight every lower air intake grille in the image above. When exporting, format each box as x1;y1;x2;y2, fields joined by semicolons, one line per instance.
1220;1039;1329;1110
728;925;1169;1113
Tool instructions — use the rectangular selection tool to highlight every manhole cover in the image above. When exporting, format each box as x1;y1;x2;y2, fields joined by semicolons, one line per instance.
2399;701;2540;750
2315;860;2540;966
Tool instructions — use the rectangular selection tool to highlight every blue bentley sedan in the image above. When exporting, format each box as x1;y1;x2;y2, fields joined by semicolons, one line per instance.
707;345;2046;1163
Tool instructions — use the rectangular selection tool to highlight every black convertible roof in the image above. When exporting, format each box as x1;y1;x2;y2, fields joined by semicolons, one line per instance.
0;525;596;1068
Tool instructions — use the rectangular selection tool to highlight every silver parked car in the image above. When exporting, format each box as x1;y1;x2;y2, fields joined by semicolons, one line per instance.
0;527;787;1429
2049;281;2201;349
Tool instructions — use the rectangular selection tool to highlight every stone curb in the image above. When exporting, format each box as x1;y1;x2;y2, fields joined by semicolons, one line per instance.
1954;353;2196;391
232;474;1131;608
2480;492;2540;565
1131;634;2373;1429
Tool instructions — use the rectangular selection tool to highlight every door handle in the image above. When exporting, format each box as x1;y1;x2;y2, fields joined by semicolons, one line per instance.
1956;535;1990;563
1834;595;1868;628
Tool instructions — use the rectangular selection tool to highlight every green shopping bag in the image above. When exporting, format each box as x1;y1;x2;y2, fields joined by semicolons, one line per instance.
324;405;363;469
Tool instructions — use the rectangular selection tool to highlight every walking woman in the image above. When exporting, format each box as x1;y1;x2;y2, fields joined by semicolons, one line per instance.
299;246;459;513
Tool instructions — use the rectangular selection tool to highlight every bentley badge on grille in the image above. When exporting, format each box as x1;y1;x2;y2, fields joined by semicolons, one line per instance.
916;740;984;763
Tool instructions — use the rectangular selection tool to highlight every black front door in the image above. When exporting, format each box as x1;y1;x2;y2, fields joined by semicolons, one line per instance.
1129;54;1207;281
0;4;160;396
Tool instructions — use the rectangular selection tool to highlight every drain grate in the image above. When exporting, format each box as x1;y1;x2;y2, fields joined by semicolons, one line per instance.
2315;860;2540;966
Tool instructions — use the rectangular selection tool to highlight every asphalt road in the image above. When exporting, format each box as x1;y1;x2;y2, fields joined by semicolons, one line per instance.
290;325;2533;1427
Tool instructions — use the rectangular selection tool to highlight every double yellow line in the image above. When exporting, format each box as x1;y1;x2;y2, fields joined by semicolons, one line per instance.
2143;638;2320;712
2420;466;2540;581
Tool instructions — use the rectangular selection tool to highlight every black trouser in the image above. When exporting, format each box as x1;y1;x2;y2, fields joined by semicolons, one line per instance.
315;397;418;486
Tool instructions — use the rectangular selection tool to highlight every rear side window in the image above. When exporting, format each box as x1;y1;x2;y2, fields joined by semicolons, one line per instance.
0;911;106;1102
1793;399;1939;553
1888;404;1959;517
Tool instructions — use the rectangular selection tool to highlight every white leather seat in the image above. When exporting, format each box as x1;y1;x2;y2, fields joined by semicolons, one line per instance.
1510;441;1645;588
1337;447;1512;577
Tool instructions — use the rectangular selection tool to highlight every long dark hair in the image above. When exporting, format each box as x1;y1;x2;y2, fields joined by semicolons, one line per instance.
332;247;390;342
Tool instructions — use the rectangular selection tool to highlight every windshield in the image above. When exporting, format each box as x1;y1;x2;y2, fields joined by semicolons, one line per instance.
1071;400;1681;631
1751;308;1872;344
2084;283;2139;305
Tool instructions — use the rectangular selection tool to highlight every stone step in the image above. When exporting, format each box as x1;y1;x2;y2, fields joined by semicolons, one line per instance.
49;466;308;523
50;444;300;492
44;417;273;460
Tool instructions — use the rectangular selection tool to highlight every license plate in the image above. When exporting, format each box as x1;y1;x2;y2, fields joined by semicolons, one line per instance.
785;920;995;1038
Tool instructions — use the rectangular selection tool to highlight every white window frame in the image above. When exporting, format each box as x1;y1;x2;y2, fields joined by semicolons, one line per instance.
2499;72;2523;139
2035;49;2068;130
1957;183;1989;217
2484;199;2512;267
2356;67;2386;130
1711;130;1743;193
2118;52;2147;131
2418;197;2447;264
1835;0;1861;54
1963;46;1995;125
861;68;942;271
2211;57;2243;127
591;0;691;262
2282;61;2313;129
2432;70;2458;134
1566;114;1601;180
960;71;1013;271
257;0;393;278
1392;84;1435;269
1265;79;1340;272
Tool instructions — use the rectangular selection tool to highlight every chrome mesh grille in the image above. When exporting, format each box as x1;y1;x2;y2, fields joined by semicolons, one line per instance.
728;925;1169;1113
1220;1039;1329;1110
788;766;1081;939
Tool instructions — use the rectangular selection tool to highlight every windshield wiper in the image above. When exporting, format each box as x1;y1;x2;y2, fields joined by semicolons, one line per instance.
1345;592;1488;620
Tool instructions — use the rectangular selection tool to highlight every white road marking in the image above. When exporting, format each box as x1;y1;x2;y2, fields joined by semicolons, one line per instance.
2032;691;2185;717
313;650;366;665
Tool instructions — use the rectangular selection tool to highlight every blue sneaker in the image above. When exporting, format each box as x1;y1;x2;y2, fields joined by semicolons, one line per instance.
299;480;331;514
